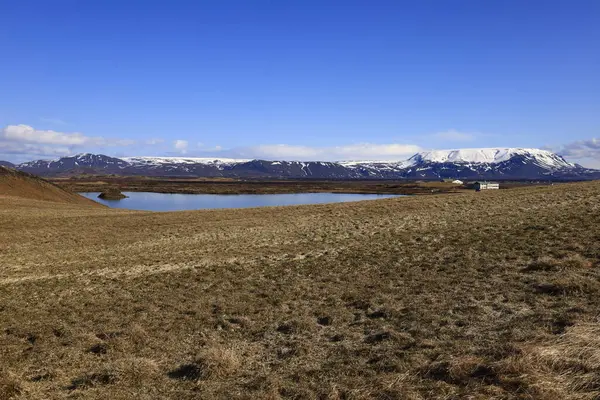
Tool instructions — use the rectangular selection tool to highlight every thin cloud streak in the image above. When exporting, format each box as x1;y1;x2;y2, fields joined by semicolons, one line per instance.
232;143;423;161
40;117;68;126
431;130;476;142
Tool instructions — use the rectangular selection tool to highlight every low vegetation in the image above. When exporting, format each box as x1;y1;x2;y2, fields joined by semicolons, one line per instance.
0;167;102;206
97;188;128;200
1;180;599;399
51;176;471;195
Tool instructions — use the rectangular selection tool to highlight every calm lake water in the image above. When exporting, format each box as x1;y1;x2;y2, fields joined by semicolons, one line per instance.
80;192;402;211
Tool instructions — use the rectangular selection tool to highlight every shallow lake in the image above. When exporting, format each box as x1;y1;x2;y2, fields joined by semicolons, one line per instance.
80;192;402;211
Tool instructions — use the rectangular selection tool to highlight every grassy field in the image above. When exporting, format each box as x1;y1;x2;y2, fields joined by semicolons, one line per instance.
1;181;599;399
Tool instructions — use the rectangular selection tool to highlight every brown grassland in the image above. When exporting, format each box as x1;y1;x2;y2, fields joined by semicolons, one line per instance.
50;176;469;195
0;167;102;207
1;180;599;399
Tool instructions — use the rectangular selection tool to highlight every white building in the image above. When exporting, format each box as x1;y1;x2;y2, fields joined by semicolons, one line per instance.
452;179;463;184
474;181;500;191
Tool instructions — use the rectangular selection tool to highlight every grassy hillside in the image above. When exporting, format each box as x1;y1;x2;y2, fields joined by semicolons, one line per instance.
0;182;599;399
0;166;102;207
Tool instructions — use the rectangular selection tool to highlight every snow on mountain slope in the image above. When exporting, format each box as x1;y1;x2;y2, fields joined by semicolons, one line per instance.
11;148;598;180
18;153;129;170
339;160;402;165
410;148;574;169
123;156;251;166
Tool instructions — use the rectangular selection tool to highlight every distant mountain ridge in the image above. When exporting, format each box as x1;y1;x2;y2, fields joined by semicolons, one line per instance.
409;148;573;167
3;148;600;180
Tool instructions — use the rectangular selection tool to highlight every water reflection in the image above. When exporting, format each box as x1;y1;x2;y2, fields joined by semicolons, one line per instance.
80;192;402;211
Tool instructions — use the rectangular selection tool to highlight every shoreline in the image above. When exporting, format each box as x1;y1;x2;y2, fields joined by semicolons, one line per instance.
52;176;474;196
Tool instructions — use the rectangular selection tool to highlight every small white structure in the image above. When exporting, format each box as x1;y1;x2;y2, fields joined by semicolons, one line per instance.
474;181;500;191
452;179;463;185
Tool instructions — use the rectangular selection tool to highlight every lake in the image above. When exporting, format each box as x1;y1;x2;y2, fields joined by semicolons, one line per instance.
80;192;401;211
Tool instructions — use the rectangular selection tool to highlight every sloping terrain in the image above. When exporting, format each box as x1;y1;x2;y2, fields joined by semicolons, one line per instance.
12;149;600;180
1;182;599;399
0;166;102;206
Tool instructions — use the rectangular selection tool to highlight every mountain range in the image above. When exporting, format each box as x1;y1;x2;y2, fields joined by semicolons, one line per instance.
3;148;599;180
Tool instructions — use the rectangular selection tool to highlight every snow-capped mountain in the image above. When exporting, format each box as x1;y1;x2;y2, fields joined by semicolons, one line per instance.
407;148;574;169
17;153;130;175
122;156;251;167
331;148;588;179
398;148;587;180
7;148;600;180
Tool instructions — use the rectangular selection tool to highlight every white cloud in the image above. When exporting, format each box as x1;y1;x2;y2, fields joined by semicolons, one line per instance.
557;138;600;169
195;142;224;152
173;140;189;153
236;143;422;161
431;130;475;142
559;138;600;158
243;144;319;159
145;138;165;145
1;124;135;147
3;124;93;146
0;124;136;159
114;139;136;146
0;141;72;157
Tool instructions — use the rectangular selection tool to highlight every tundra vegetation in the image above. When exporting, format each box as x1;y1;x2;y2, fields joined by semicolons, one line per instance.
97;188;128;200
51;176;472;195
1;174;599;399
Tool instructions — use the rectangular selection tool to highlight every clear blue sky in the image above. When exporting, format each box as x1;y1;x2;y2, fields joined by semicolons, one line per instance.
1;0;599;165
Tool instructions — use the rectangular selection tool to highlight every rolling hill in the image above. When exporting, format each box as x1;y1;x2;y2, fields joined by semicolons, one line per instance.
0;166;103;206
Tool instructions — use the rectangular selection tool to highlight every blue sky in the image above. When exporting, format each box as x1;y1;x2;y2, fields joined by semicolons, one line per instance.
1;0;599;166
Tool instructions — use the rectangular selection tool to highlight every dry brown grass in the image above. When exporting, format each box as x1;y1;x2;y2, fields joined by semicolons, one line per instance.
51;176;471;195
1;181;599;398
0;167;102;206
495;323;600;399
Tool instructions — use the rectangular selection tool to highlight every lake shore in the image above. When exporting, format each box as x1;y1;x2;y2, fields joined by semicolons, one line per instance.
80;192;403;211
50;176;472;195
